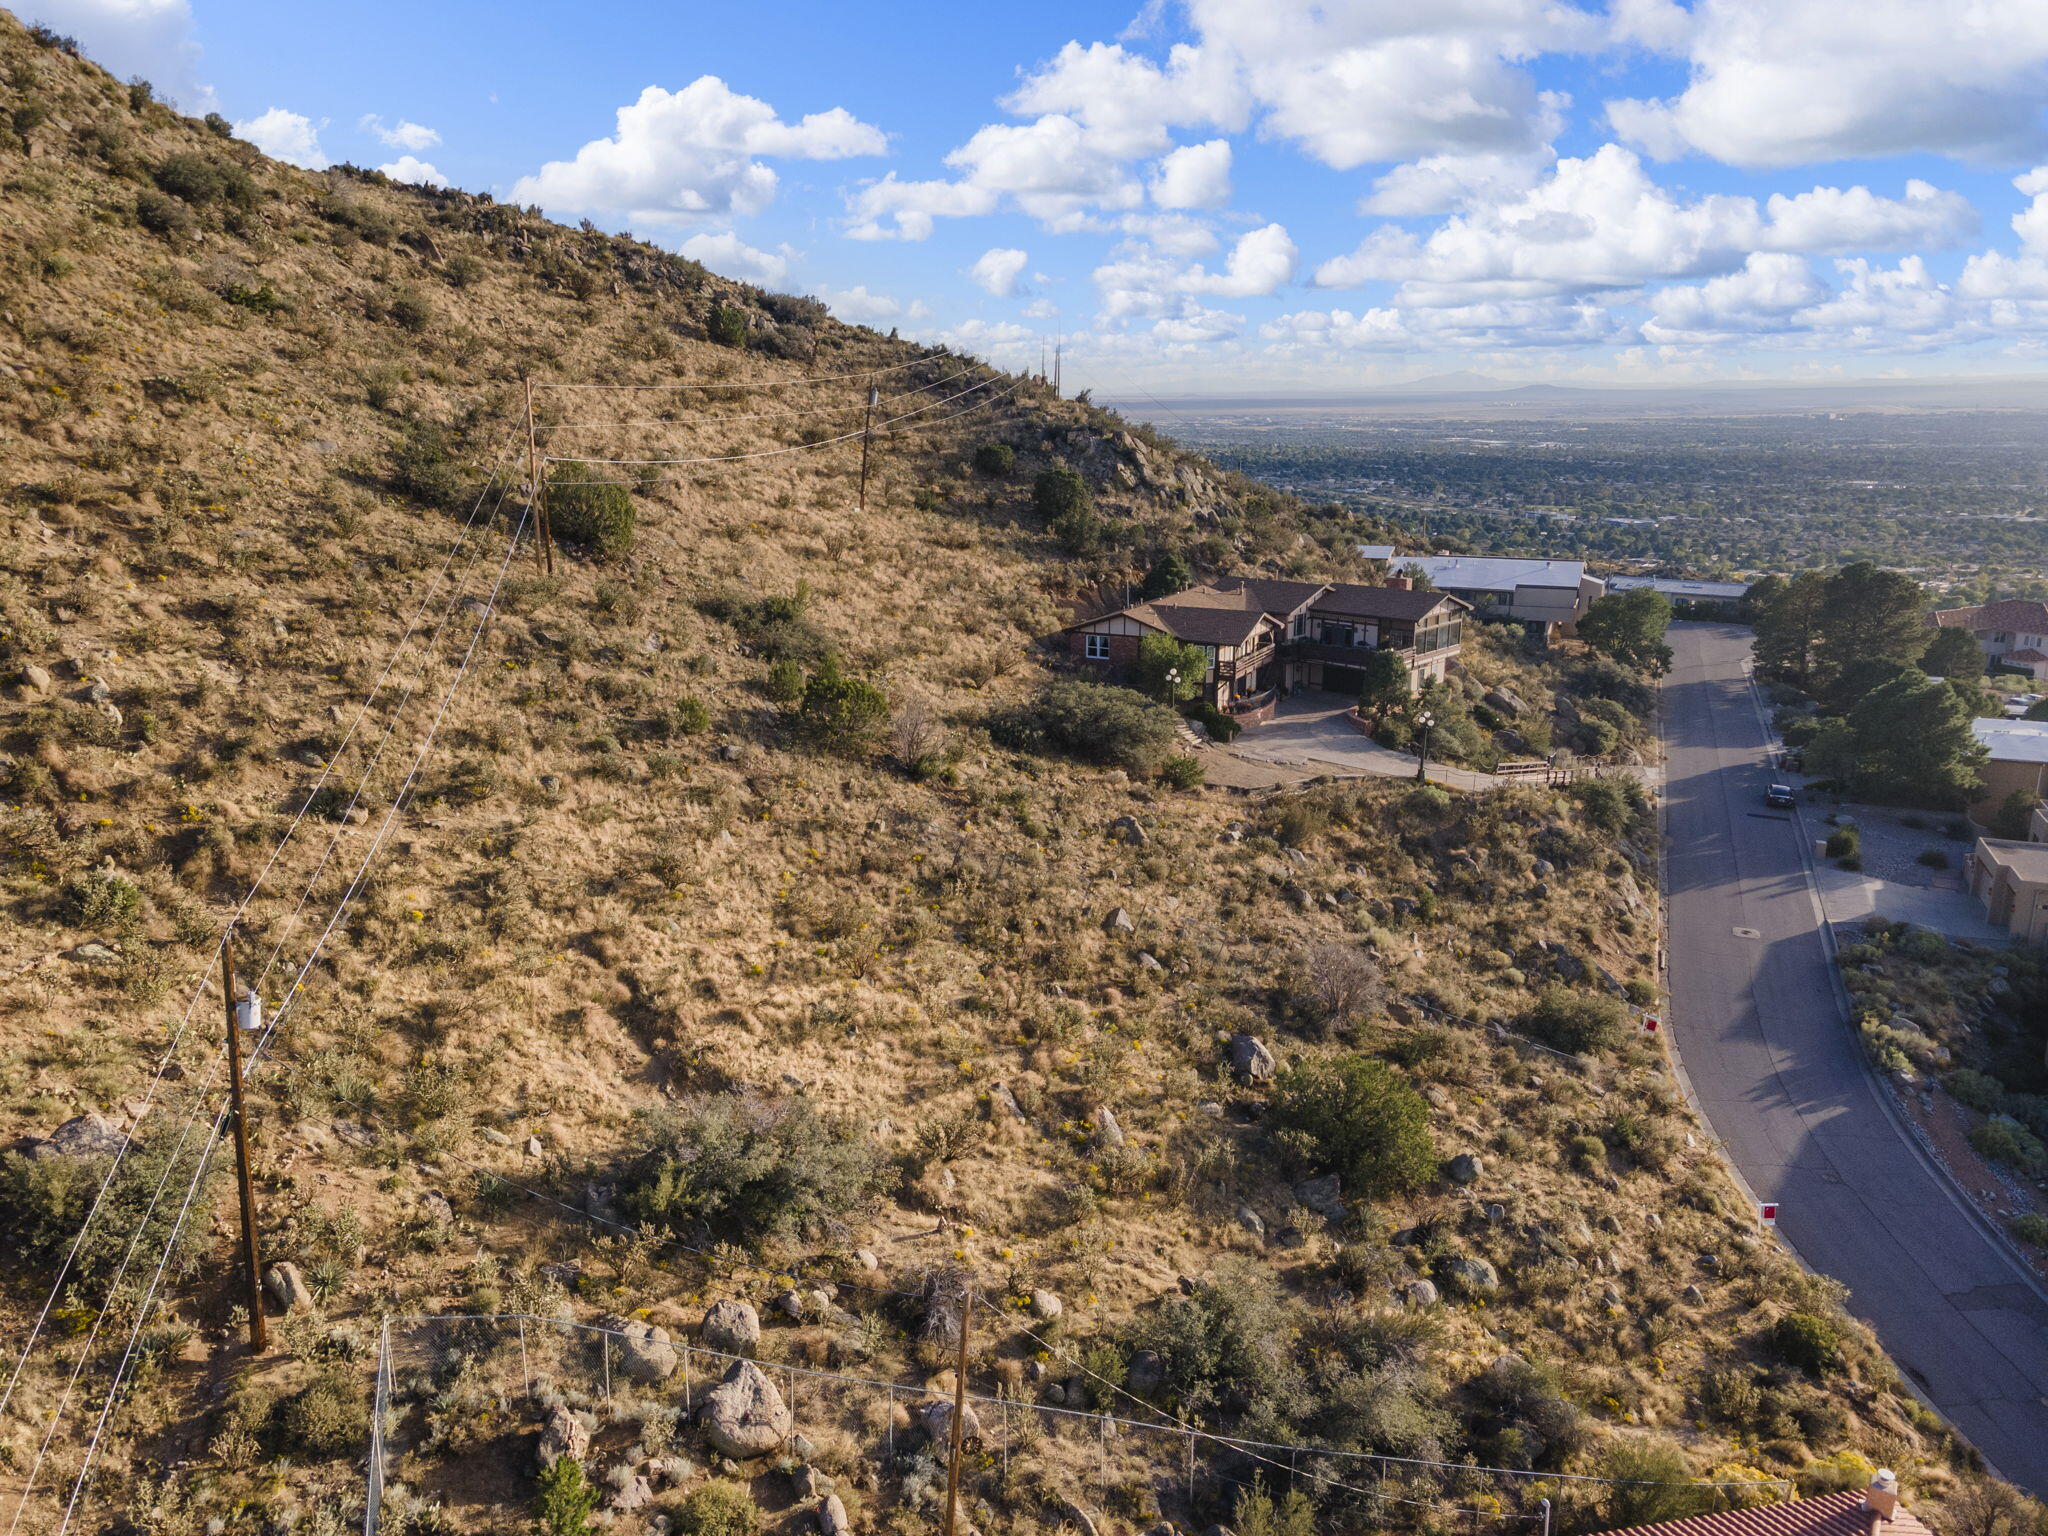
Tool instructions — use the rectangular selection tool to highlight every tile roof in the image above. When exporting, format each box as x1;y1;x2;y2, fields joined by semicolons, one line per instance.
1208;576;1330;616
1972;717;2048;765
1933;598;2048;632
1597;1491;1931;1536
2004;647;2048;663
1313;583;1468;622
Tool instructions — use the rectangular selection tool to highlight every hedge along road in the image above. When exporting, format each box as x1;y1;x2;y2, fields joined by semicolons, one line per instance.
1659;621;2048;1494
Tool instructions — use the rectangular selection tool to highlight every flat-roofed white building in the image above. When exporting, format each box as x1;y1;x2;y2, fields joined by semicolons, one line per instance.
1383;554;1605;633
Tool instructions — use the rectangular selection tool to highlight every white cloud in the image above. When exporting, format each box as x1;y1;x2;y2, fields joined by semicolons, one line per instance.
377;155;448;188
1606;0;2048;166
816;285;932;326
513;78;885;225
234;107;329;170
1151;305;1243;344
1092;224;1295;329
1183;223;1297;298
1119;213;1220;258
1004;40;1248;158
944;114;1145;227
1150;139;1232;209
844;174;999;241
1958;167;2048;299
23;0;212;109
917;317;1038;367
1317;146;1979;310
968;247;1030;297
676;231;795;287
359;115;440;152
1642;253;1828;341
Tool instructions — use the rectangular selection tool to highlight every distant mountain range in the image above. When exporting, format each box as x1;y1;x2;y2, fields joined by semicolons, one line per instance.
1103;373;2048;419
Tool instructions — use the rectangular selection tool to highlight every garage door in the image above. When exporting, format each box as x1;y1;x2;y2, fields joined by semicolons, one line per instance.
1321;665;1366;696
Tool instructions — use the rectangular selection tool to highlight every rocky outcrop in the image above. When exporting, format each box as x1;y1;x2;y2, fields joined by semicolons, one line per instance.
700;1359;793;1458
701;1298;761;1355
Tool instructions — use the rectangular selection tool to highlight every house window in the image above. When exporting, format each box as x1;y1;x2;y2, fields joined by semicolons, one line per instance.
1084;633;1111;660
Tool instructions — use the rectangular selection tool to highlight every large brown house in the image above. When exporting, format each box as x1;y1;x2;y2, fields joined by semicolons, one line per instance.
1059;575;1469;722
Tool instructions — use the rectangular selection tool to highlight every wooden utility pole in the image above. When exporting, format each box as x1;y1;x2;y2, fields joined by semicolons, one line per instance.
942;1279;972;1536
221;930;266;1352
524;377;552;575
856;386;879;513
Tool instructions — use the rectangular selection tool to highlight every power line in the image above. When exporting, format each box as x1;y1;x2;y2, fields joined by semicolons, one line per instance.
532;352;941;393
533;361;990;431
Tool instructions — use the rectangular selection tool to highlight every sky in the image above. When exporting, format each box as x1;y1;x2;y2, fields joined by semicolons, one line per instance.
25;0;2048;397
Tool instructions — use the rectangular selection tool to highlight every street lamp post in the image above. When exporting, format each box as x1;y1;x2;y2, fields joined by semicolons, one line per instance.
1413;709;1436;782
1164;666;1180;706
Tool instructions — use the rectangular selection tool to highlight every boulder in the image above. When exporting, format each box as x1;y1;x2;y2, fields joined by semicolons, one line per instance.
33;1112;127;1159
1681;1284;1705;1305
1060;1501;1103;1536
1294;1173;1344;1219
1443;1257;1499;1293
988;1081;1027;1120
615;1319;679;1383
1092;1105;1125;1148
61;942;120;965
1031;1289;1063;1322
1234;1205;1265;1242
537;1404;590;1467
609;1472;656;1511
1447;1153;1484;1185
792;1464;835;1500
771;1288;806;1320
920;1398;983;1444
418;1190;455;1226
854;1248;880;1271
19;664;52;694
1109;816;1148;847
1228;1033;1275;1085
1403;1280;1439;1308
1136;951;1164;972
1103;908;1135;936
1125;1350;1164;1397
263;1262;315;1314
818;1494;854;1535
701;1299;762;1355
1483;689;1526;719
700;1359;793;1458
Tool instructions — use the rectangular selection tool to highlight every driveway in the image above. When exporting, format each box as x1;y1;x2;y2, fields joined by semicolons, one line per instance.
1226;697;1500;790
1661;622;2048;1492
1811;863;2014;945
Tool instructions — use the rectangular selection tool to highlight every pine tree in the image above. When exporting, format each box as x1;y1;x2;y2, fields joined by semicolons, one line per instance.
1816;561;1929;687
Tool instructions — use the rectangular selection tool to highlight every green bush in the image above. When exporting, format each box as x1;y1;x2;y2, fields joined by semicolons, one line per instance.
1160;755;1205;790
1033;465;1090;521
1915;848;1949;869
1824;825;1860;861
620;1092;879;1248
676;1480;759;1536
798;670;890;756
1232;1479;1317;1536
1268;1054;1436;1200
271;1367;368;1456
2011;1214;2048;1248
987;678;1180;778
1185;701;1241;742
535;1456;600;1536
389;421;463;509
134;187;195;238
546;463;636;557
972;442;1015;477
1766;1311;1843;1376
1946;1068;2008;1114
699;586;835;668
1970;1118;2047;1176
67;869;142;929
152;152;256;208
671;696;710;736
706;305;748;348
1524;987;1628;1055
1125;1258;1305;1420
765;658;806;705
1599;1439;1713;1530
387;287;433;332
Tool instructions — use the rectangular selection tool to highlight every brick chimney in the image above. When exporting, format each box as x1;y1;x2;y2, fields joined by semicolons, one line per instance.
1863;1470;1900;1533
1386;575;1412;590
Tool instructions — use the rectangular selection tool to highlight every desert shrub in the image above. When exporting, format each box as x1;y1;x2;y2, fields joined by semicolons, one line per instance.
535;1457;600;1536
1232;1479;1317;1536
271;1366;368;1456
1524;986;1628;1055
799;669;890;756
388;287;433;332
544;463;635;557
1160;754;1204;790
1970;1118;2047;1176
1916;848;1949;869
973;442;1015;476
152;152;256;208
675;1480;759;1536
1033;465;1089;521
1269;798;1331;847
699;586;835;668
444;252;485;287
1946;1068;2009;1114
987;678;1179;778
389;421;463;509
1268;1055;1435;1200
620;1092;879;1248
1573;776;1645;834
2011;1214;2048;1248
1301;942;1385;1035
706;305;748;348
765;658;806;704
1125;1258;1306;1421
134;187;195;238
1825;825;1860;861
671;696;710;736
1600;1439;1714;1530
67;869;143;929
1767;1311;1844;1376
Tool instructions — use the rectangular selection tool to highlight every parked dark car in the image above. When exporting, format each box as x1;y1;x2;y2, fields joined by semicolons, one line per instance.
1764;783;1796;809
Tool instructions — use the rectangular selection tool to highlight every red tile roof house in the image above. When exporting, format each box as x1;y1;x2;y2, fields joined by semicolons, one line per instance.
1058;576;1470;726
1931;599;2048;683
1596;1474;1932;1536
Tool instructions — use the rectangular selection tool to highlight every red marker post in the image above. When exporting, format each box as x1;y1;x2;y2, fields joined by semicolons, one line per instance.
1641;1014;1660;1035
1759;1201;1779;1227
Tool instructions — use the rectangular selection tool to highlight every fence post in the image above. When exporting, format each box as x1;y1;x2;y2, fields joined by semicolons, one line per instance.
1098;1414;1107;1504
363;1317;391;1536
886;1386;895;1459
1186;1428;1195;1507
1541;1498;1552;1536
602;1333;611;1400
518;1317;531;1398
681;1344;691;1411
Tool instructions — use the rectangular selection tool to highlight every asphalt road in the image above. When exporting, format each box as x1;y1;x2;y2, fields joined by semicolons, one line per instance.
1661;622;2048;1493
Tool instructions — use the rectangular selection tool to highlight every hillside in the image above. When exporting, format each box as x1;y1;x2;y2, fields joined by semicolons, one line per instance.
0;16;2032;1536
